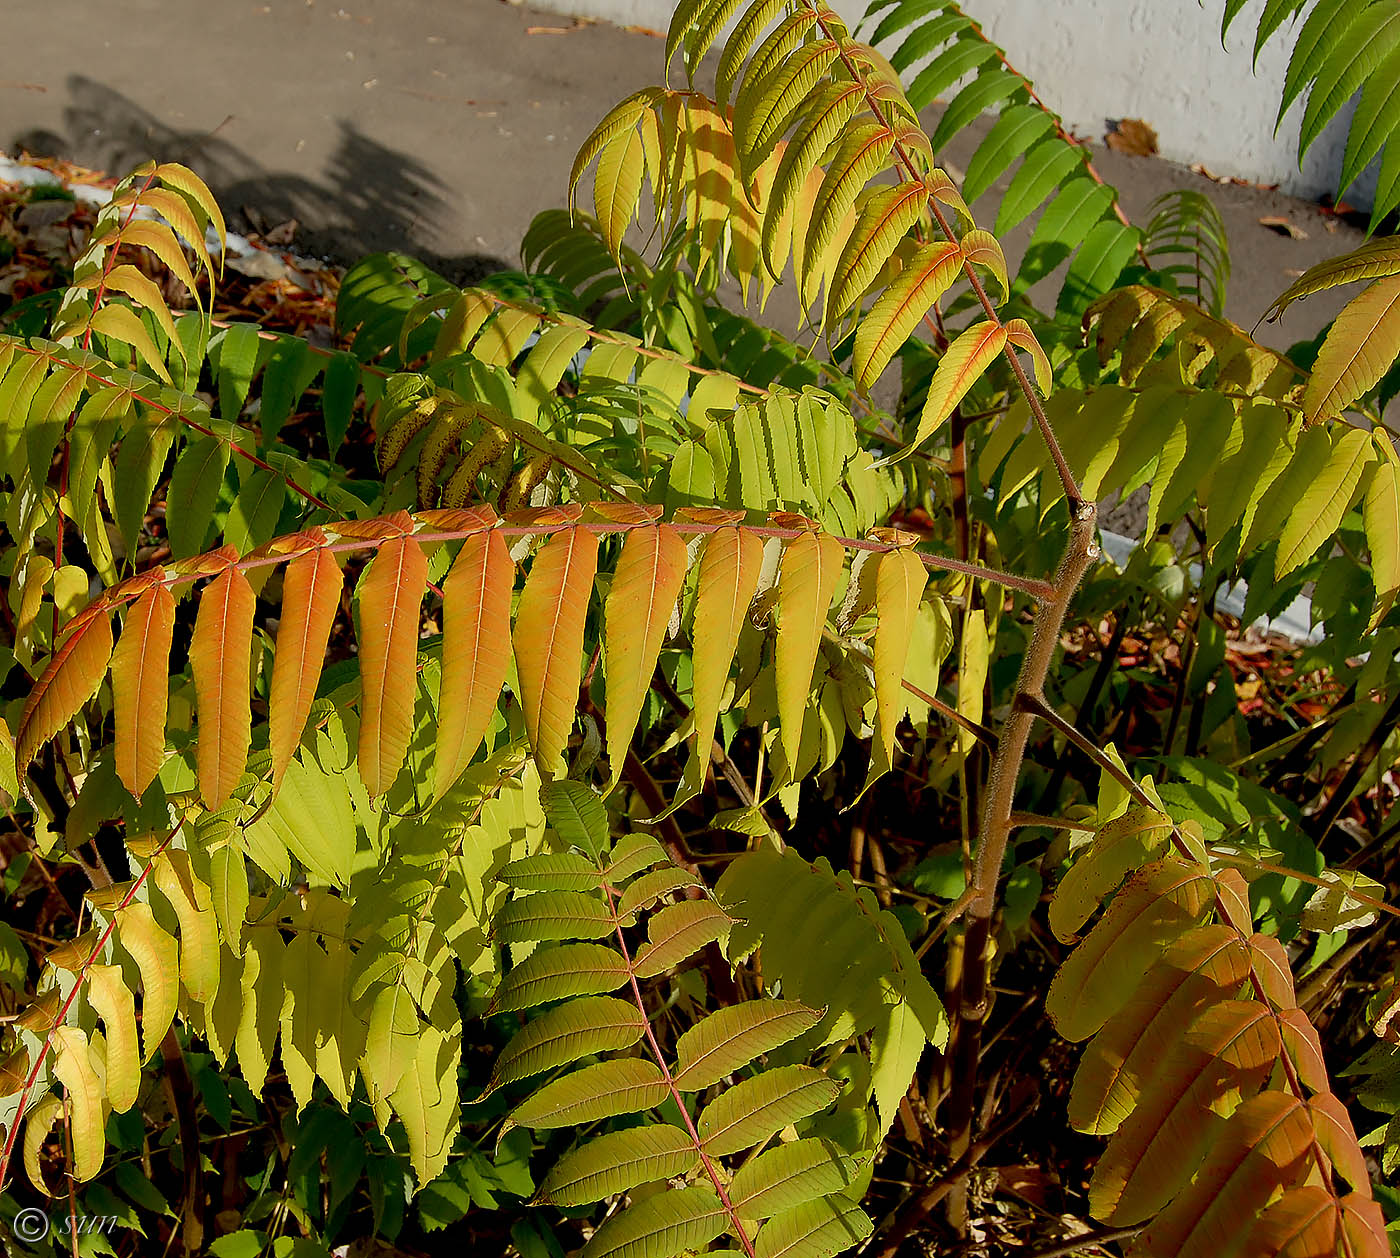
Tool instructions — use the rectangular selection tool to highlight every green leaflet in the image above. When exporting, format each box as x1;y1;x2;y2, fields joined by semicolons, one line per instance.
258;333;321;444
213;321;263;422
1275;426;1376;576
112;410;176;554
492;942;630;1013
1049;809;1176;943
725;847;944;1144
485;995;644;1093
697;1064;844;1156
1015;178;1116;291
24;365;86;491
672;1000;823;1091
498;851;602;892
581;1184;728;1258
537;1124;698;1206
494;891;617;943
1059;220;1142;316
632;900;732;978
962;104;1056;204
224;466;286;561
907;36;998;110
541;779;612;865
730;1138;862;1219
607;833;671;883
509;1058;670;1129
995;141;1084;235
209;840;250;956
165;433;230;558
245;753;357;890
930;69;1025;153
616;867;705;916
754;1194;873;1258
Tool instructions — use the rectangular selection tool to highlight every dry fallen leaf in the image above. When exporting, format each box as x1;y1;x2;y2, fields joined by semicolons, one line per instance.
1258;214;1309;240
1105;118;1159;156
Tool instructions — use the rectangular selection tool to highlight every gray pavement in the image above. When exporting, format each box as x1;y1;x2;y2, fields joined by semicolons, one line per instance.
0;0;1371;348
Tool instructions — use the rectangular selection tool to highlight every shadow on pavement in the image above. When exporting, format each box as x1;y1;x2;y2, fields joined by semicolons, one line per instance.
13;75;505;285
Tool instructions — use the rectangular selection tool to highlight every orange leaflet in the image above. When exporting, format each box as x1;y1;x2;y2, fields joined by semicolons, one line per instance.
15;606;114;781
191;566;256;808
604;524;688;783
435;529;514;798
356;533;429;799
514;528;600;776
268;545;343;786
111;580;176;798
689;528;763;772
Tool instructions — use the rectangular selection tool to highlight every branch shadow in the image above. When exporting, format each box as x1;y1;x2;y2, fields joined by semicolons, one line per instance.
13;75;505;285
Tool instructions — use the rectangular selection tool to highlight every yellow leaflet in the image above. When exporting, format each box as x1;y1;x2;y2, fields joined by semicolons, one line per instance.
85;963;140;1113
869;549;928;784
774;531;844;772
51;1026;105;1182
908;322;1008;454
1304;272;1400;422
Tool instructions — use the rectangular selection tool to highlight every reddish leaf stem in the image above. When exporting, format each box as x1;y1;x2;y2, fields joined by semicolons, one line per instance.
597;874;756;1258
0;821;182;1191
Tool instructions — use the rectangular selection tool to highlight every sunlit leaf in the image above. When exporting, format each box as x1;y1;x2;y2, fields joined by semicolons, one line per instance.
357;529;429;798
191;564;256;808
110;581;174;798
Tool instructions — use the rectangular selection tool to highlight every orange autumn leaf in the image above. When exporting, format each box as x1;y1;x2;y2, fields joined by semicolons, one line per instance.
15;605;114;783
268;544;343;786
357;532;429;799
111;580;175;798
515;527;599;775
604;524;688;784
436;528;514;798
191;565;256;808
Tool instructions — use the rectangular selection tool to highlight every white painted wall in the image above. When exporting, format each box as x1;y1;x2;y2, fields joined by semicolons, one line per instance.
532;0;1370;205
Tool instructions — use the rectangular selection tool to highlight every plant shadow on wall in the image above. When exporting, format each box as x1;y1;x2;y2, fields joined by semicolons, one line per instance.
11;74;504;284
3;4;1400;1258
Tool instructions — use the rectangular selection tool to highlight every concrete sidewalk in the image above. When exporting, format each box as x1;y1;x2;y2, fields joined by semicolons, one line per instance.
0;0;1370;347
